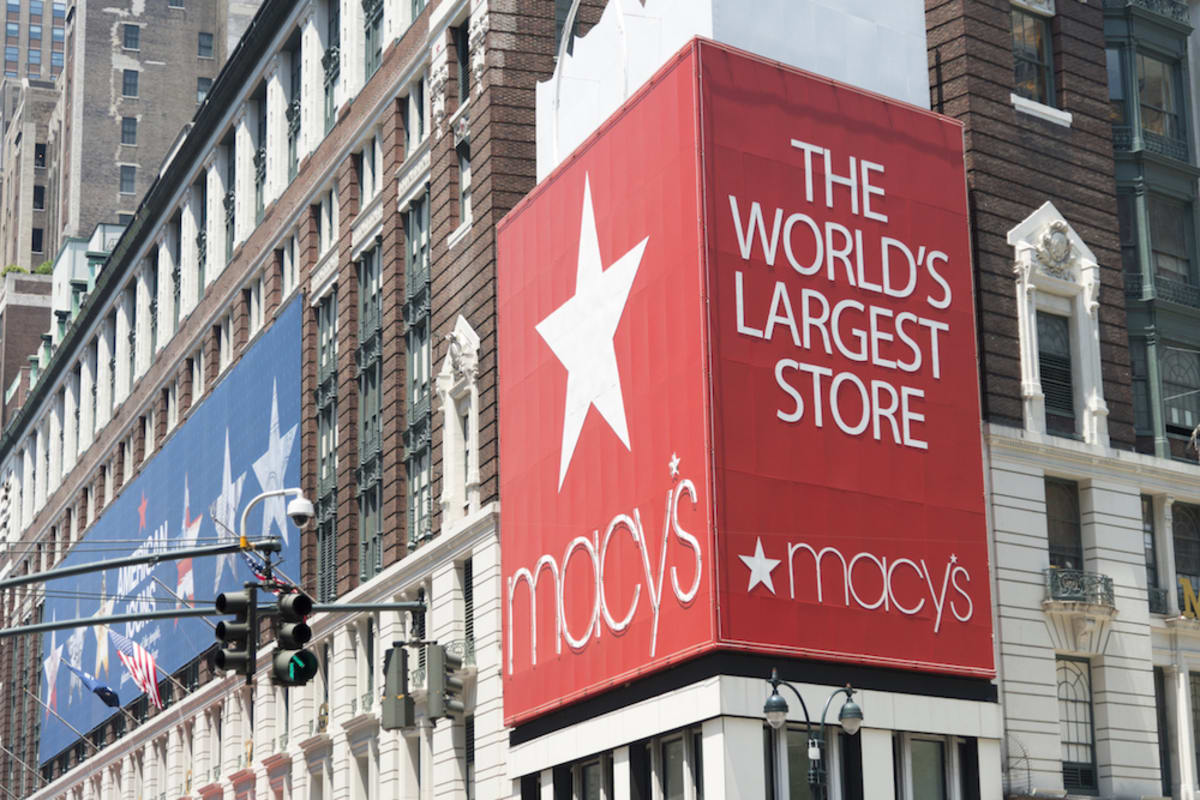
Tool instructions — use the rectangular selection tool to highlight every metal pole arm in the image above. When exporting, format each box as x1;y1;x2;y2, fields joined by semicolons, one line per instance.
239;488;303;548
0;538;282;592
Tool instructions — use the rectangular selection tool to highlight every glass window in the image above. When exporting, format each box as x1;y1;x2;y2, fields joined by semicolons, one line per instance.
5;44;16;61
28;22;39;38
661;738;685;800
1116;192;1138;276
1149;194;1191;282
122;68;138;97
122;23;137;49
30;0;42;14
168;0;183;7
32;184;43;210
119;164;135;194
197;30;212;57
6;0;18;12
455;23;469;103
196;76;211;102
51;24;61;40
1011;6;1053;106
49;48;59;66
1143;495;1160;594
121;116;136;145
1106;48;1125;123
1138;53;1181;141
1155;667;1173;796
1160;346;1200;432
1045;478;1082;570
457;142;471;223
6;21;17;36
35;142;45;166
786;726;814;800
1037;312;1074;434
1058;658;1096;792
52;1;64;17
910;739;947;800
31;226;43;252
26;47;38;63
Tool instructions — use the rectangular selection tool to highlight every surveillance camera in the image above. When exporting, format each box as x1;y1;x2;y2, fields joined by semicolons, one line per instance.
287;496;315;528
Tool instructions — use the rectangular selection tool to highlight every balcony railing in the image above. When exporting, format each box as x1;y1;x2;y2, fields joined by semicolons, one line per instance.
1111;124;1189;161
1149;586;1169;614
1045;568;1115;607
1156;274;1200;307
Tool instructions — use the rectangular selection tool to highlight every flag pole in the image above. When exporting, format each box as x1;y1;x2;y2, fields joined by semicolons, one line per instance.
21;688;102;753
0;741;47;788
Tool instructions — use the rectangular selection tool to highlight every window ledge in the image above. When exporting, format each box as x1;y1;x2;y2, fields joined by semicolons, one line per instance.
447;216;472;249
1010;93;1072;128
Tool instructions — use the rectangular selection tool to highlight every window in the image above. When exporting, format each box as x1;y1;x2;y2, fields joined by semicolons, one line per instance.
30;0;42;14
316;290;338;601
1045;478;1082;570
1143;496;1164;612
457;141;471;226
1138;53;1182;142
168;0;183;7
1057;658;1096;792
122;69;138;97
1149;194;1191;283
197;31;212;58
1160;345;1200;432
121;116;137;145
323;0;340;131
404;78;424;153
358;246;383;579
1036;312;1073;434
31;227;43;253
189;348;204;398
1176;502;1200;598
52;2;64;17
119;165;135;194
244;277;262;334
224;140;236;261
28;23;39;40
217;314;232;371
1011;6;1053;106
49;50;60;66
363;0;381;76
288;47;301;179
32;184;44;210
455;23;469;103
26;47;38;64
1155;668;1172;796
1106;48;1125;123
51;25;61;41
1116;192;1138;277
122;23;137;49
196;76;211;103
6;21;16;36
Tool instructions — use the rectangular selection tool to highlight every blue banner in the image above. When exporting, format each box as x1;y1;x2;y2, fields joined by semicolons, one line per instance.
38;297;303;763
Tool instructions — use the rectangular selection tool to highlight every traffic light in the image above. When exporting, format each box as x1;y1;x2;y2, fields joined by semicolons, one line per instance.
271;589;318;686
381;643;414;730
214;586;257;678
425;643;464;722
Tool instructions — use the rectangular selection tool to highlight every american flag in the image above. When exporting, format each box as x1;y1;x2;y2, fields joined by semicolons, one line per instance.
107;629;163;709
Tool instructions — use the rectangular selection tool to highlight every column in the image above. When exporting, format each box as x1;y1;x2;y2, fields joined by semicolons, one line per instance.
79;352;94;450
181;186;199;314
978;738;1003;800
235;111;255;250
167;725;183;798
701;716;766;798
612;746;631;800
1171;663;1196;799
206;156;224;281
301;7;320;157
265;55;286;204
1161;496;1179;615
860;728;895;800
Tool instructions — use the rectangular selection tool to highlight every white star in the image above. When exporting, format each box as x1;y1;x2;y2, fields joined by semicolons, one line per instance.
669;453;681;479
536;173;649;490
739;537;781;595
252;380;299;544
42;621;63;715
177;476;203;606
93;573;112;678
950;554;958;565
210;430;246;593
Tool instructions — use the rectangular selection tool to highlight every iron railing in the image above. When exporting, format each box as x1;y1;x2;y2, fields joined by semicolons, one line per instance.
1148;586;1169;614
1045;568;1115;606
1105;0;1190;24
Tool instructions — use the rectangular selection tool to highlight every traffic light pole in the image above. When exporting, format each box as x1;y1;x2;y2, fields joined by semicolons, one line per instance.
0;538;283;592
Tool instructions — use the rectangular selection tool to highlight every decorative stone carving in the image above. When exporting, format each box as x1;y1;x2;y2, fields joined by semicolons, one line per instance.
429;48;449;136
1034;219;1076;282
469;1;488;97
436;315;481;525
1007;201;1108;445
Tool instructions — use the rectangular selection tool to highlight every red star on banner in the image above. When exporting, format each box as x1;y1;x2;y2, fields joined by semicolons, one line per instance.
138;492;148;530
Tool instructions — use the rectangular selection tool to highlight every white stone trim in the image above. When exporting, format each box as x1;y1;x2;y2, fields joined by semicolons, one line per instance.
436;314;481;525
1010;93;1073;128
1008;201;1108;446
1011;0;1055;15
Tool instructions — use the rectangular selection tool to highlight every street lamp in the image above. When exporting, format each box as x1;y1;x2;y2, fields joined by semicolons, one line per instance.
238;488;314;548
762;668;863;799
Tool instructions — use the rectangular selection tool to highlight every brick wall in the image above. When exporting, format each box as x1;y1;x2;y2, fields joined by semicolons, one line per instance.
926;0;1134;447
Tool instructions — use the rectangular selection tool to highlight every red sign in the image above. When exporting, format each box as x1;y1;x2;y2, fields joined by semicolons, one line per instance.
498;39;993;727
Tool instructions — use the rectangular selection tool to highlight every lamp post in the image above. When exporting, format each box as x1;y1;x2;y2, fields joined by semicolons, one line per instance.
237;488;314;548
763;668;864;799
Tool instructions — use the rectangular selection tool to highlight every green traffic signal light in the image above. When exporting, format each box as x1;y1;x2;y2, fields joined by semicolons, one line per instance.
273;648;318;685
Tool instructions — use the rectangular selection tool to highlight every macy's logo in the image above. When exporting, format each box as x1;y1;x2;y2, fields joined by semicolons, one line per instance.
506;465;702;675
